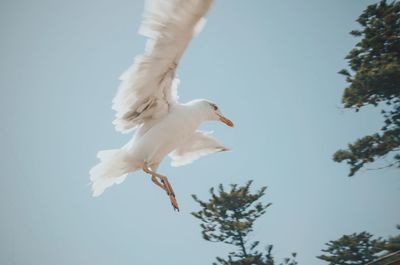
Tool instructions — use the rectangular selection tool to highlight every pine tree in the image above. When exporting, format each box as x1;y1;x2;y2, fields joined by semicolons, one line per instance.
317;232;386;265
385;225;400;253
333;0;400;176
192;181;297;265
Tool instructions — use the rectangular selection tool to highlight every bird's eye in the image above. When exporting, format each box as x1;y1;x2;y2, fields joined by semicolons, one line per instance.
210;103;218;111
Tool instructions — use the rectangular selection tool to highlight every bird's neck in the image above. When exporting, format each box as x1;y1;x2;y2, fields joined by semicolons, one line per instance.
181;100;212;124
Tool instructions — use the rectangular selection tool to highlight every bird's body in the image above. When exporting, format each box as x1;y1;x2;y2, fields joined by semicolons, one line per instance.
126;101;212;168
90;0;234;210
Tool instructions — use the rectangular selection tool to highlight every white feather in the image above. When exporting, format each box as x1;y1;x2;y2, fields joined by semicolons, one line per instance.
90;149;133;197
112;0;213;133
169;131;228;167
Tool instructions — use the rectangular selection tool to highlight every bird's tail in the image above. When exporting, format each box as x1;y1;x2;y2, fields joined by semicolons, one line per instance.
89;148;136;197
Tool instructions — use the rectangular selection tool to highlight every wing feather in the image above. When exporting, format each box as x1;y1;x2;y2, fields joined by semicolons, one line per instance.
112;0;213;133
169;131;228;167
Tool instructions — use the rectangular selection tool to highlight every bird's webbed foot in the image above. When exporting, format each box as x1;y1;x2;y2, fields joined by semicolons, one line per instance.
143;164;180;211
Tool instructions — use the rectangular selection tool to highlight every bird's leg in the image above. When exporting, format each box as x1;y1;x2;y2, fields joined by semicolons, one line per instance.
142;164;179;211
151;175;166;191
143;165;164;191
159;175;176;197
157;175;179;211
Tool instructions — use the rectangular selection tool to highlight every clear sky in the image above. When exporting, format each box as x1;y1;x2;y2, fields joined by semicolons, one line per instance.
1;0;399;264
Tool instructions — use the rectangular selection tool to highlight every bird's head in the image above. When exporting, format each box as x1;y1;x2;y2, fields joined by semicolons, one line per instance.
199;100;234;127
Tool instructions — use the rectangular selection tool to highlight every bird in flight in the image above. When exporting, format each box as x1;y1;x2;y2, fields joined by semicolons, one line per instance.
90;0;234;211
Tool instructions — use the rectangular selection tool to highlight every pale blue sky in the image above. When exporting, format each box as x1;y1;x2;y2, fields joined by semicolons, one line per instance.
1;0;399;265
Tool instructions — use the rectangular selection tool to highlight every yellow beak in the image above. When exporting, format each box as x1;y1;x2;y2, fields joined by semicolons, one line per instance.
218;114;234;127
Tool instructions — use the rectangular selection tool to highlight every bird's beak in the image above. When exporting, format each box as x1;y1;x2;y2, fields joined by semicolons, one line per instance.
218;114;234;127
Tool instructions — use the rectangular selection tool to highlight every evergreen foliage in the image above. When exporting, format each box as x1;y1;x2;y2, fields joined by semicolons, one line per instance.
317;232;386;265
192;181;297;265
385;225;400;253
333;0;400;176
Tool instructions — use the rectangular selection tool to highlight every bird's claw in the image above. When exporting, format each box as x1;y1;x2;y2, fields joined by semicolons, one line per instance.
150;172;179;211
163;179;179;211
169;194;180;211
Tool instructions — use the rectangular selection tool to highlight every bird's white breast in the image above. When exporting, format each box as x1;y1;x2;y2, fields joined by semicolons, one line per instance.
125;104;202;166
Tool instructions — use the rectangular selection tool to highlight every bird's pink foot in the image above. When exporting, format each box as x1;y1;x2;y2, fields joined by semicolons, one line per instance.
169;194;179;211
161;177;179;211
143;164;179;211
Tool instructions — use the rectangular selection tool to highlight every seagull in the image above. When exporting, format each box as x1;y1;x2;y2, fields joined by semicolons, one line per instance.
90;0;234;211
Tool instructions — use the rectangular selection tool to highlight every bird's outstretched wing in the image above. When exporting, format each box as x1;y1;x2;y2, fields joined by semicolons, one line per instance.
169;131;228;167
112;0;213;133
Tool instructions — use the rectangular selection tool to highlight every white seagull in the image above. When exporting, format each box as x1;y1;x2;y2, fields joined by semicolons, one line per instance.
90;0;234;211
